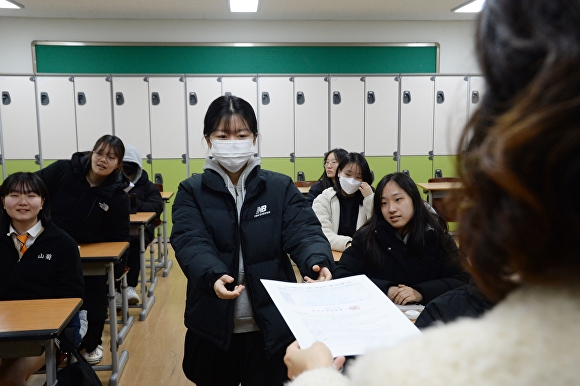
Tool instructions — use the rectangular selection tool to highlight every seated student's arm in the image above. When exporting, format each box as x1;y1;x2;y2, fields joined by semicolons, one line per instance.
312;192;352;252
56;228;85;299
35;160;67;193
136;182;164;215
170;177;233;297
106;191;131;242
306;181;323;204
411;233;470;305
282;180;335;281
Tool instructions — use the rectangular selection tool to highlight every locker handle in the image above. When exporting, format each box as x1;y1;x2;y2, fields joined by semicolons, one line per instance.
2;91;10;105
224;92;232;97
436;91;445;104
116;92;124;106
296;92;305;105
403;91;411;104
262;92;270;105
40;92;49;106
189;92;198;105
77;92;87;106
333;91;341;105
402;169;410;176
151;92;160;106
367;91;375;104
472;90;480;104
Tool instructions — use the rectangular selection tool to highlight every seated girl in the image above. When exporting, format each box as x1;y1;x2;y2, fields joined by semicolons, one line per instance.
334;172;469;305
0;172;84;386
312;152;374;251
306;148;348;204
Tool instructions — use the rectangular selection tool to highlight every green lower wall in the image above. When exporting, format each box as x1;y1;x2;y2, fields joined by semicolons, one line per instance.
1;159;42;181
294;158;324;182
151;159;188;236
433;156;459;178
260;158;294;179
366;157;399;187
399;156;433;199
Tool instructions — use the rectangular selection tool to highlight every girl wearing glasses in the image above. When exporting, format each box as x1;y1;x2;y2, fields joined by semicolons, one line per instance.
306;148;348;204
36;134;130;365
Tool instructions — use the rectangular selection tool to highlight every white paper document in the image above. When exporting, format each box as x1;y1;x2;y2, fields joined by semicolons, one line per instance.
261;275;421;357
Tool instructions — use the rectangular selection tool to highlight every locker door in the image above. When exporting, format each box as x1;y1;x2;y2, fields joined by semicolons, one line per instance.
0;76;40;176
364;76;400;182
36;77;77;161
112;77;151;172
221;77;258;114
148;77;187;160
399;76;435;184
294;77;329;157
258;76;295;178
74;76;113;152
468;76;485;119
433;76;468;156
186;77;222;164
330;76;364;152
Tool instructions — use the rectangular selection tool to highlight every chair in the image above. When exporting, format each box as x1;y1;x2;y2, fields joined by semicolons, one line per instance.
427;177;461;222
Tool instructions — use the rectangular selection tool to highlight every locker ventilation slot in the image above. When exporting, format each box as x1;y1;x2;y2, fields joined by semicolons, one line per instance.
116;92;124;106
437;91;445;104
262;92;270;105
78;92;87;106
151;92;160;106
40;92;49;106
189;92;198;105
296;92;305;105
2;92;10;105
367;91;375;104
403;91;411;104
333;91;341;105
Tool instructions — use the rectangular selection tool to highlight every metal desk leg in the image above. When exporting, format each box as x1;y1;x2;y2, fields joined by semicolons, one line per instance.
45;340;57;386
117;274;134;345
162;200;172;277
148;238;158;297
106;262;129;386
139;224;155;321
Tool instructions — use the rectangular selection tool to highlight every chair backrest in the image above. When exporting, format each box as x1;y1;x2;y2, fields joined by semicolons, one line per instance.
154;183;163;193
427;177;461;183
426;177;461;222
294;181;317;188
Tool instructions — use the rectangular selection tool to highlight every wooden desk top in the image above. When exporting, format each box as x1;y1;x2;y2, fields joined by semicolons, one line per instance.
79;241;129;262
0;298;82;341
332;250;342;261
297;186;310;194
416;182;463;191
160;191;174;201
130;212;157;225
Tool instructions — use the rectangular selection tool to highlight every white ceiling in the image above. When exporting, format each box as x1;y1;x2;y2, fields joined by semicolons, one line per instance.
0;0;478;21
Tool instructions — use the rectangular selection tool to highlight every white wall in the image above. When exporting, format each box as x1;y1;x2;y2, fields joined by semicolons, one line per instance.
0;18;479;74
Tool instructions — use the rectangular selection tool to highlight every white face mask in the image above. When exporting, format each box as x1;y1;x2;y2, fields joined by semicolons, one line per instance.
210;139;255;173
339;175;362;195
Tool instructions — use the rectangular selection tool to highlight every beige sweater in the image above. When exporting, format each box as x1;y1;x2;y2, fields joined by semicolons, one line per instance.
312;187;373;252
289;285;580;386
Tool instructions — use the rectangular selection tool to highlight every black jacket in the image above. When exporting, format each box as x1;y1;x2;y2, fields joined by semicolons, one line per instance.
128;169;163;241
0;222;84;301
36;152;131;244
335;220;469;305
171;167;335;355
306;180;325;204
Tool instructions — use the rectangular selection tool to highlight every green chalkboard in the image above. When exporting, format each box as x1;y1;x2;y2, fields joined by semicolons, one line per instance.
33;43;438;74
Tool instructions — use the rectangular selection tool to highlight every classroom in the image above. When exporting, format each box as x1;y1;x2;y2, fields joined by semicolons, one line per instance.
0;1;485;385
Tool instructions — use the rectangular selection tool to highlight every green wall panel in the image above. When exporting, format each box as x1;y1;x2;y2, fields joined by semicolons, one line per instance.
2;160;41;177
188;159;206;176
151;159;188;235
366;157;399;187
294;158;324;183
34;44;437;75
399;156;433;199
433;156;459;178
261;158;294;179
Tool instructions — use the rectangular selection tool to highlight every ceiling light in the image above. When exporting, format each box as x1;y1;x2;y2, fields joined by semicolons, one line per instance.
453;0;485;13
0;0;23;9
229;0;259;13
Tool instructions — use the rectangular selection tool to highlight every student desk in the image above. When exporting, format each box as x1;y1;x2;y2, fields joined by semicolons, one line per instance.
0;297;82;386
79;241;130;386
332;250;342;261
416;182;462;205
297;186;310;195
130;212;157;321
158;191;173;277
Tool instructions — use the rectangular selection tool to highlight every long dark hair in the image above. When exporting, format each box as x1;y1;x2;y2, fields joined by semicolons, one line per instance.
334;152;374;197
359;173;450;267
318;148;348;190
203;95;258;137
0;172;51;229
455;0;580;301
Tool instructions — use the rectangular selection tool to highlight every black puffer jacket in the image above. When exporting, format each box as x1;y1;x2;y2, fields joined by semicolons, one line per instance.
36;152;130;244
171;167;334;355
335;220;470;305
128;169;163;241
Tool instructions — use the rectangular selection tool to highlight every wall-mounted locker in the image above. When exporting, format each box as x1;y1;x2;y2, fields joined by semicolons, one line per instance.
468;76;485;120
112;77;152;174
73;76;113;152
294;76;329;158
364;76;400;183
0;76;40;178
220;76;258;115
330;76;365;153
36;77;77;162
399;76;435;185
186;77;222;165
257;76;295;178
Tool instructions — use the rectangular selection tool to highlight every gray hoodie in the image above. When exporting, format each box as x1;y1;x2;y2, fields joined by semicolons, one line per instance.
123;144;143;192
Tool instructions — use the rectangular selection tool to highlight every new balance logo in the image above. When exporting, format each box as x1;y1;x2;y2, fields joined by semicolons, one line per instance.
254;204;271;218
